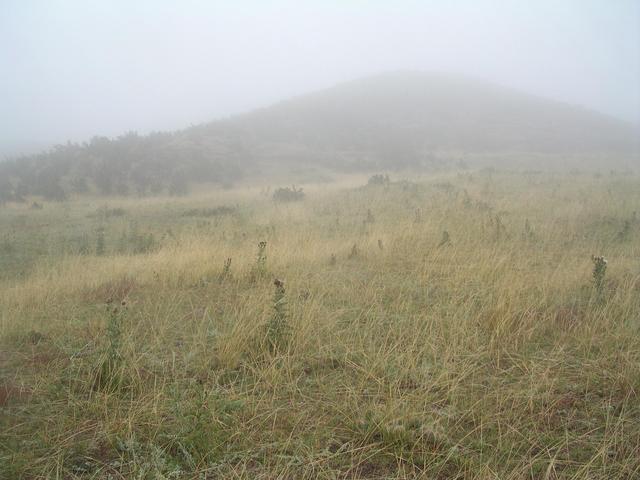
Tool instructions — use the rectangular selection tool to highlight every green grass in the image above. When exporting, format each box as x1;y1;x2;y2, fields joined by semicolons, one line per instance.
1;170;639;479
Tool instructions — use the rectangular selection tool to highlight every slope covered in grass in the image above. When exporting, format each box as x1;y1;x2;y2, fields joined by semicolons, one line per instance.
1;171;639;478
212;71;638;157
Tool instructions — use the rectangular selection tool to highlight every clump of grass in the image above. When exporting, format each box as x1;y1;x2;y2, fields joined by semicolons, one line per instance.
352;410;446;459
25;329;47;345
118;223;157;254
93;301;127;392
182;205;237;217
163;381;242;467
100;206;126;218
348;243;359;259
88;206;126;219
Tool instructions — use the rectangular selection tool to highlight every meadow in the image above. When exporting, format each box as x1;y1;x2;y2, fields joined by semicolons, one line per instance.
1;169;639;479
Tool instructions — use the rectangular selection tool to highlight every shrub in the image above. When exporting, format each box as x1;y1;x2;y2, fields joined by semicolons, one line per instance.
117;223;157;255
182;206;237;217
273;185;305;202
367;174;390;186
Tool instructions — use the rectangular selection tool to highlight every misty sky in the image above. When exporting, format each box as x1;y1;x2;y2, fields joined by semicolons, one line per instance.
1;0;639;156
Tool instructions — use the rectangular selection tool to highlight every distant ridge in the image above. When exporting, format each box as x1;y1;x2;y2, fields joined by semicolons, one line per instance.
1;71;638;200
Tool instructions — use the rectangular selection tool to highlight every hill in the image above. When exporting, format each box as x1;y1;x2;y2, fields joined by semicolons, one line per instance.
1;71;638;200
210;72;638;163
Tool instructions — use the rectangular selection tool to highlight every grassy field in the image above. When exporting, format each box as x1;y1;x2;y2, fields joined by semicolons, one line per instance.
1;170;639;479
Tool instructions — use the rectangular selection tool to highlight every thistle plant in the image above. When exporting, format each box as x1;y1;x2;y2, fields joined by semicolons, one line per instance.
94;300;127;391
264;279;290;353
96;227;106;256
78;233;91;255
254;241;267;277
523;218;535;241
438;230;451;247
591;255;607;295
106;302;124;362
219;257;232;282
494;215;506;241
462;189;472;208
366;209;375;224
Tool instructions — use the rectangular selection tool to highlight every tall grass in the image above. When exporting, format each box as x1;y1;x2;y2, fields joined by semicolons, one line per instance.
0;171;639;478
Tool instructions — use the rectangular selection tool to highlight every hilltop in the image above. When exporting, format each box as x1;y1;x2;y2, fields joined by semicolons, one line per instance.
203;71;638;162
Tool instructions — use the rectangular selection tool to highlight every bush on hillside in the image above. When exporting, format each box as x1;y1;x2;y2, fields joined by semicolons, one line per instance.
273;185;305;202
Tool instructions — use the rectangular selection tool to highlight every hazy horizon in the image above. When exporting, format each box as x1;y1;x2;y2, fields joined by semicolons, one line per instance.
1;0;639;156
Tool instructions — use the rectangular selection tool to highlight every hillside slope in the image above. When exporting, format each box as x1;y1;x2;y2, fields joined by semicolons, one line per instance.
197;71;637;163
1;72;638;200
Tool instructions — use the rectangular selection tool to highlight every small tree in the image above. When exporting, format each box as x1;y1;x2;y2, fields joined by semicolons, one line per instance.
273;185;305;202
367;174;390;186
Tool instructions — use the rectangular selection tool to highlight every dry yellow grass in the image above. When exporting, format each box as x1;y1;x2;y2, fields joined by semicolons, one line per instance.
1;170;639;479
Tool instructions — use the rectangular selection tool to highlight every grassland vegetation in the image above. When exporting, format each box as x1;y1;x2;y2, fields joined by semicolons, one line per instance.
0;170;639;478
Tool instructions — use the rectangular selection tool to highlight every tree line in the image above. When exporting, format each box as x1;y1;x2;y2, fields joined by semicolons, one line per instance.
0;130;246;202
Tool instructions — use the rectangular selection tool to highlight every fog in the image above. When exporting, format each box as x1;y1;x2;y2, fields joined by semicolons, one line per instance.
1;0;639;155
